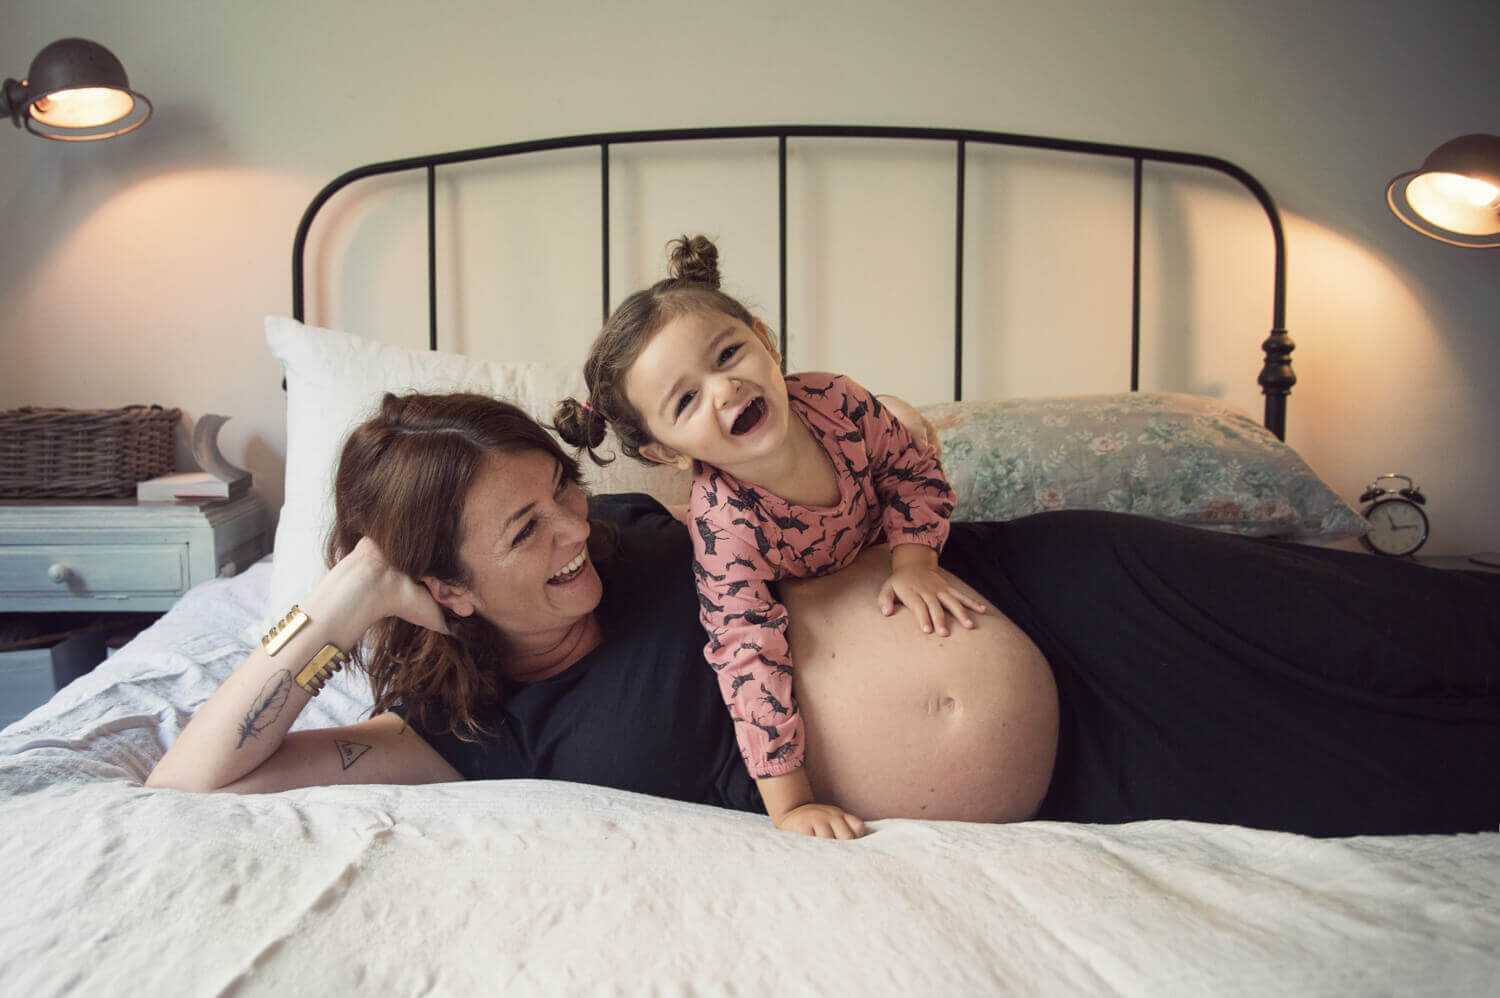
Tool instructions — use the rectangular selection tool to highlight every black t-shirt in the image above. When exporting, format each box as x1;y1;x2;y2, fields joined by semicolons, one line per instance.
399;493;762;814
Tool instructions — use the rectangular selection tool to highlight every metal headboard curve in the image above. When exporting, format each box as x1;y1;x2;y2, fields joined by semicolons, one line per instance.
290;125;1295;439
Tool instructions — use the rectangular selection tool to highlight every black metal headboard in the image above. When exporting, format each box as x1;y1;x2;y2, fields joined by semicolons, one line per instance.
291;125;1295;439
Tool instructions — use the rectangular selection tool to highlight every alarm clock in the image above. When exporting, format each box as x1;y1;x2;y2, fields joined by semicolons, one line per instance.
1358;474;1429;557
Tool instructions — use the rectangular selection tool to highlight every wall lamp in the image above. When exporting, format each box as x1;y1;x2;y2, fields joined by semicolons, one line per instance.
1386;134;1500;248
1;38;151;141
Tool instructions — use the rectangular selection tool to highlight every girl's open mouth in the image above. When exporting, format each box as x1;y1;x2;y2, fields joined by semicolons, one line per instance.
731;397;767;436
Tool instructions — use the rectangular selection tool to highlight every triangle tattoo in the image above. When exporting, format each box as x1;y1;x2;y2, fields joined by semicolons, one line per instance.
334;739;372;770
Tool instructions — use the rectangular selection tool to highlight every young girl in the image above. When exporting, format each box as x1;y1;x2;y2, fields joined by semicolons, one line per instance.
555;235;986;839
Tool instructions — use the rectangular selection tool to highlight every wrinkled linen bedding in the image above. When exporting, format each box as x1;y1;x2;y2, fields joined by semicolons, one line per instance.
3;563;1498;996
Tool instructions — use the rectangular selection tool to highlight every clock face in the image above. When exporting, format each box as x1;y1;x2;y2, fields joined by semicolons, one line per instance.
1363;498;1429;556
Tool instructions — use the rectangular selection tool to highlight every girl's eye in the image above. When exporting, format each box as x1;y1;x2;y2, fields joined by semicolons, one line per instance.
717;343;741;366
675;390;697;417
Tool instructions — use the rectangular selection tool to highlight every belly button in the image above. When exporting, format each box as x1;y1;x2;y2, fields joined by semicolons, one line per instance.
926;695;960;716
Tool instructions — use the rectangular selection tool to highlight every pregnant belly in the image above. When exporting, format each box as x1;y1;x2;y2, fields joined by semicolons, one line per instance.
781;546;1058;823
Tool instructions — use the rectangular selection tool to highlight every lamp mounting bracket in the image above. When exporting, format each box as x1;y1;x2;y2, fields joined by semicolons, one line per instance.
1;78;26;127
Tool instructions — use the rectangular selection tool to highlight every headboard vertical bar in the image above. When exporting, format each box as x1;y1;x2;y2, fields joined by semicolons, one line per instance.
1130;157;1142;391
777;134;788;369
954;140;966;401
601;143;611;322
426;165;438;351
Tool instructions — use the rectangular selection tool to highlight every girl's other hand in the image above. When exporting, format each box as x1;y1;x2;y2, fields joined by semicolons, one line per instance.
774;802;868;839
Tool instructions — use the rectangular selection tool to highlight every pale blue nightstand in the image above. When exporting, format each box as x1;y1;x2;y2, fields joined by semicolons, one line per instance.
0;494;271;725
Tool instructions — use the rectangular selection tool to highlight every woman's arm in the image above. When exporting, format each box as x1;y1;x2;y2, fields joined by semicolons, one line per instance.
206;712;459;793
146;538;460;793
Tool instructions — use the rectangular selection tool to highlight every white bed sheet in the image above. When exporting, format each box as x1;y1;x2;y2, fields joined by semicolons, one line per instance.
3;563;1498;996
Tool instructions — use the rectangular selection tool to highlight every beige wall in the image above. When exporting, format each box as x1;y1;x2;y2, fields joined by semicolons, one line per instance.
3;0;1497;554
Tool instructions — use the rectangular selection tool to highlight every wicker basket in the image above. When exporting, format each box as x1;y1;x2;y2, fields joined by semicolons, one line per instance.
0;406;181;499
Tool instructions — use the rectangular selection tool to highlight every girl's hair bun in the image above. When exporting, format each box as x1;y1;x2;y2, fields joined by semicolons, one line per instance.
667;234;721;289
551;397;610;457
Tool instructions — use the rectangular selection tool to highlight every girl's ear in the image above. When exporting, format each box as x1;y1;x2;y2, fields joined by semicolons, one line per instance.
422;576;476;618
640;442;694;472
751;319;782;365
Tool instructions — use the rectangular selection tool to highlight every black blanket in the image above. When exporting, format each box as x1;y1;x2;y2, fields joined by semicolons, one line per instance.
943;511;1500;836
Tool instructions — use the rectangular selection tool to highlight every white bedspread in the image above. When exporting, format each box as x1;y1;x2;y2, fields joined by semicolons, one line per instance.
3;564;1498;996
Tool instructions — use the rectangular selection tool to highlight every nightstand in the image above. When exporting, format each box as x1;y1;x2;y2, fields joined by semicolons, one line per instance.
0;494;271;726
0;494;270;611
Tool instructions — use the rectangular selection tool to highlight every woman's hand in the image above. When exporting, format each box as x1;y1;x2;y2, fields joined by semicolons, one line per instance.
316;536;450;637
775;801;868;840
880;544;988;637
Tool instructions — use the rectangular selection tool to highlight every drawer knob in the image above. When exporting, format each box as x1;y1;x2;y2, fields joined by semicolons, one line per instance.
48;562;72;584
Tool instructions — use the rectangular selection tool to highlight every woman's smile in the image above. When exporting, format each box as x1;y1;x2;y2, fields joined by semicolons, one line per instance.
548;550;591;585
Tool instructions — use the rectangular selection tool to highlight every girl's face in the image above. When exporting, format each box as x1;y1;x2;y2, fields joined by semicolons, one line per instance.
623;310;790;477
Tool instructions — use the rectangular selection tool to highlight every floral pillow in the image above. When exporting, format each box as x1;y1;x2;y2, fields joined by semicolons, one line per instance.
918;392;1368;541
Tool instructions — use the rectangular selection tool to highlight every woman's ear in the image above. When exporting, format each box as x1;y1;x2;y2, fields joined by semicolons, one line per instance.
422;576;476;618
640;442;694;472
751;319;782;365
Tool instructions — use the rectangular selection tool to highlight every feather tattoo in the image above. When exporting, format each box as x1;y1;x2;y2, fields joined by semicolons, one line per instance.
236;671;293;748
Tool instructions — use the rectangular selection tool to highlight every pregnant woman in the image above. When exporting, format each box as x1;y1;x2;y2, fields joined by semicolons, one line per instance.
147;391;1500;839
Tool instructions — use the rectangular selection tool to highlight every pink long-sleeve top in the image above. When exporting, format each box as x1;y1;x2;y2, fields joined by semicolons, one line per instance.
688;373;955;778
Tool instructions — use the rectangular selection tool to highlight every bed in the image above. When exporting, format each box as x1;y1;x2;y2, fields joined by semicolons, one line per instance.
4;126;1498;996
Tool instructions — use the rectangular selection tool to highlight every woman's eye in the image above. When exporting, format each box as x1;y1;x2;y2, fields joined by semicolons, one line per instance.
675;390;697;417
512;520;536;546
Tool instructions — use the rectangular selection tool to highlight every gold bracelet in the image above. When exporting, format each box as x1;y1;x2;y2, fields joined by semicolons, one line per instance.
295;642;348;697
261;605;309;656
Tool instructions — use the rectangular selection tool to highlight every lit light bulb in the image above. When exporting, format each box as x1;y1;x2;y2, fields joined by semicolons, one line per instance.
30;86;136;128
1405;171;1500;234
1428;172;1500;207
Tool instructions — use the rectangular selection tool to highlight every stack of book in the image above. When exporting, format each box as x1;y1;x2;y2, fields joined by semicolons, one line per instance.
136;471;249;502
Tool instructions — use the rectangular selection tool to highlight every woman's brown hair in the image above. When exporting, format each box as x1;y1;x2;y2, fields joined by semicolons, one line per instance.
553;234;759;464
327;391;587;741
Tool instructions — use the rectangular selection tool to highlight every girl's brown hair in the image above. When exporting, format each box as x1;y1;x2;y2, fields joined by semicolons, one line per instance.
553;234;758;464
327;391;586;741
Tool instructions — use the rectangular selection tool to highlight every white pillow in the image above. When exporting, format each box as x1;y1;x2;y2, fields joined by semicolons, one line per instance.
264;316;690;623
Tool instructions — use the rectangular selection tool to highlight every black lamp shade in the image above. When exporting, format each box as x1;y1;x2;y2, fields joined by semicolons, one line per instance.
1387;134;1500;248
5;38;152;140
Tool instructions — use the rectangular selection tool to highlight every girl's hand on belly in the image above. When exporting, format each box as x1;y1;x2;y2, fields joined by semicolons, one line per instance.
881;543;989;636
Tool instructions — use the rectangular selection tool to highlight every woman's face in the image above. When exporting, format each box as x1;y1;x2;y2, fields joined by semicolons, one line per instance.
624;309;789;478
439;448;602;648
